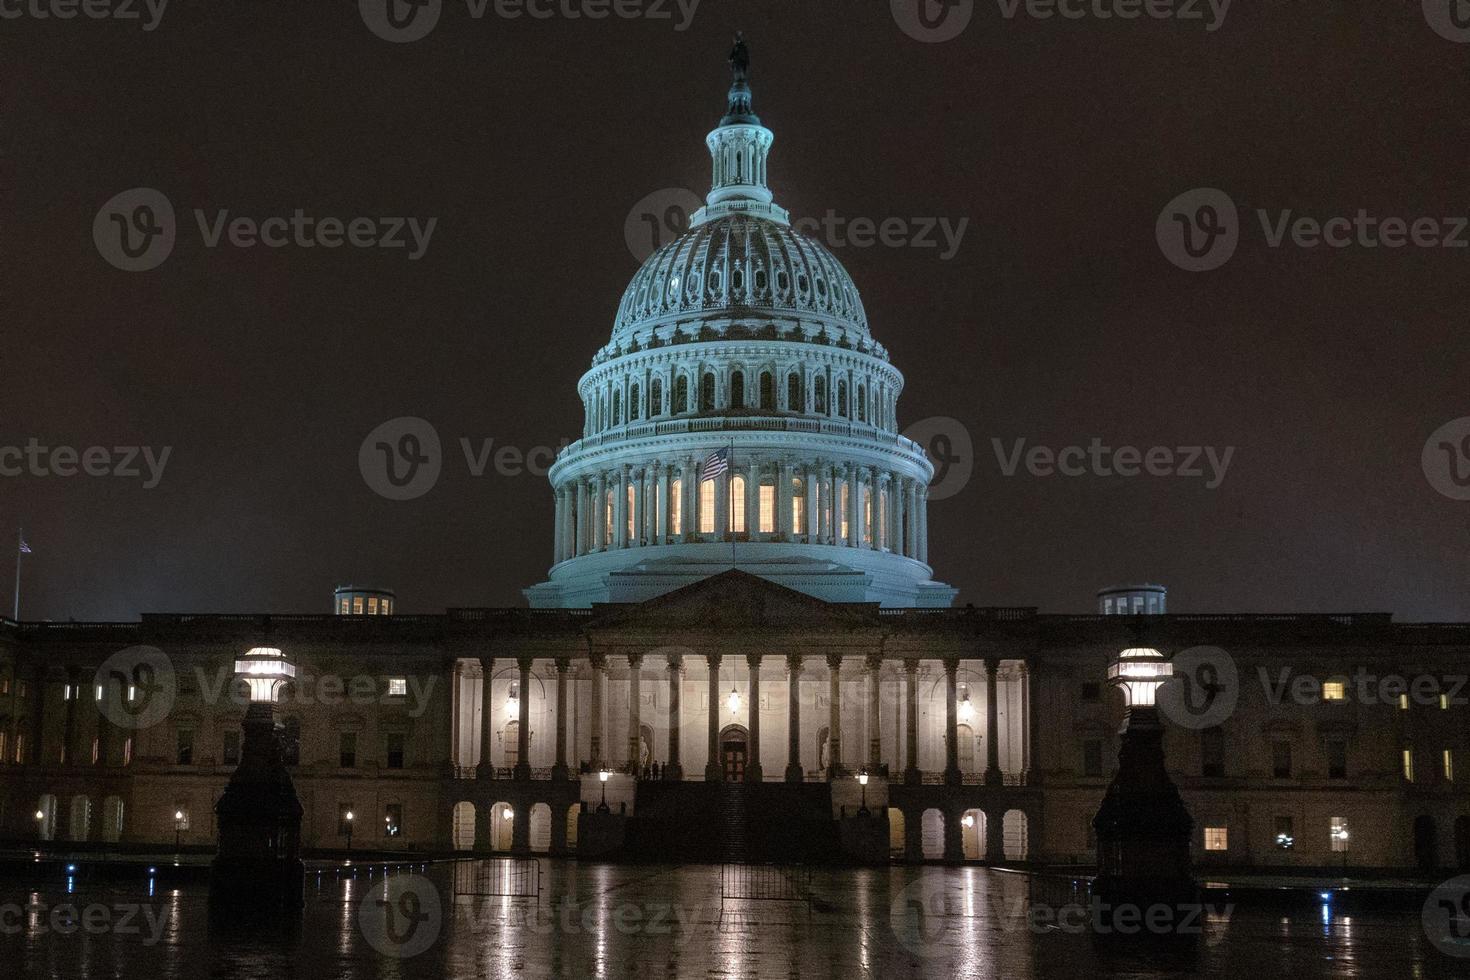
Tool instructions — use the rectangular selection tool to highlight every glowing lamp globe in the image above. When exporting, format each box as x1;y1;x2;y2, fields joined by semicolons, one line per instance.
234;647;297;703
857;771;869;787
1107;647;1172;708
727;688;741;714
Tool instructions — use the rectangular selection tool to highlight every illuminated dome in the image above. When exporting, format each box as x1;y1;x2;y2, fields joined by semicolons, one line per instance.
525;37;954;610
612;215;872;348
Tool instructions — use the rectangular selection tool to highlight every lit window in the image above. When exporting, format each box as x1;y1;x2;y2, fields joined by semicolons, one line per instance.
699;481;716;534
339;598;350;614
730;476;746;533
387;677;408;697
1403;748;1416;782
1330;817;1348;853
15;734;26;764
368;597;378;615
1399;694;1409;710
353;597;364;615
792;480;805;533
759;484;775;534
1204;827;1228;851
1323;681;1346;701
381;599;390;615
1445;749;1455;782
94;684;103;701
670;479;683;535
839;483;849;540
627;483;636;538
864;489;873;544
1441;694;1450;711
121;737;131;766
91;738;98;765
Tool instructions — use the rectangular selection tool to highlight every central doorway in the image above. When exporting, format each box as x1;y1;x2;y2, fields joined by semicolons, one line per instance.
720;725;748;782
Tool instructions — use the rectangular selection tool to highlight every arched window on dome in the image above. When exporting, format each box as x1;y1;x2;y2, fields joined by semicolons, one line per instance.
604;489;614;547
791;476;805;535
731;371;746;410
650;378;663;417
857;384;867;424
787;372;803;413
759;372;774;411
700;372;716;413
612;389;622;427
814;376;828;415
699;480;716;534
837;380;848;419
670;478;682;535
630;383;641;422
674;376;689;415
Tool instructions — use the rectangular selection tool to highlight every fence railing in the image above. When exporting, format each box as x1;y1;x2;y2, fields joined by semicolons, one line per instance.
451;858;541;900
720;864;813;908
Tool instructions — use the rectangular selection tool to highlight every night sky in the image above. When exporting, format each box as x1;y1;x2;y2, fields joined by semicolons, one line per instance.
5;2;1469;621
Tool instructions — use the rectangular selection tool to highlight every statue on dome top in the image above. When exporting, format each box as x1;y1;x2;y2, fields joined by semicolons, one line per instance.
730;32;750;84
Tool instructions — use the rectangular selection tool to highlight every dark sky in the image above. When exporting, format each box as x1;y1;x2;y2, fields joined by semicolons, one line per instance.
4;2;1469;621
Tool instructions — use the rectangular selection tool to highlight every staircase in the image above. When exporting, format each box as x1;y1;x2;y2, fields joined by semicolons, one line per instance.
622;780;846;865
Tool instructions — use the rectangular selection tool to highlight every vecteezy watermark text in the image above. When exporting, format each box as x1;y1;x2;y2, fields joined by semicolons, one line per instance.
0;0;167;31
992;438;1235;489
0;900;170;943
891;0;1230;43
359;416;569;501
360;0;701;44
0;439;171;488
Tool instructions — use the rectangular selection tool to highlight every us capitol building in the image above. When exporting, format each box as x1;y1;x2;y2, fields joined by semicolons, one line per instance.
1;44;1467;873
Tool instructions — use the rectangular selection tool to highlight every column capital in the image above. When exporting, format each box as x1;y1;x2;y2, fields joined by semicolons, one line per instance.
785;653;804;672
942;658;960;676
665;652;684;670
825;654;844;670
982;657;1001;673
589;651;608;670
554;657;572;672
478;654;495;670
903;659;920;675
627;652;644;668
516;654;535;671
705;652;722;669
745;652;763;669
864;652;884;672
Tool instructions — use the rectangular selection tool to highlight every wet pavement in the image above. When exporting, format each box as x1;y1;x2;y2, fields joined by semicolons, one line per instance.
0;859;1464;978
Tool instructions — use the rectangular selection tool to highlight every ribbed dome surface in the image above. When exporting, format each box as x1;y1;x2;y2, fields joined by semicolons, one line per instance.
614;215;869;343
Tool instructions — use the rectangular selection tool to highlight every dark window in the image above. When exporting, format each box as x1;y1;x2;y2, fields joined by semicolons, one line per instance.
700;372;716;412
759;372;774;411
731;371;745;408
814;376;828;414
1080;682;1102;704
340;731;357;769
222;731;240;766
1201;727;1225;778
650;378;663;416
386;733;405;770
787;373;802;411
384;803;403;837
674;376;688;414
176;729;194;766
1082;739;1103;777
629;383;640;421
857;384;867;422
837;380;848;418
1327;740;1347;779
1271;740;1292;779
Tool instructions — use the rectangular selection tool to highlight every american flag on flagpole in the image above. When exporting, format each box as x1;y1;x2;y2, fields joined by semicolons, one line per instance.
17;536;30;555
699;448;730;483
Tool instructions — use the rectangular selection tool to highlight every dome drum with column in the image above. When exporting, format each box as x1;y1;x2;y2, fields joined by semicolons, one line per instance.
523;38;956;609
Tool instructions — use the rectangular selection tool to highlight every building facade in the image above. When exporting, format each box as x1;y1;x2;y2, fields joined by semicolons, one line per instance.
0;45;1466;872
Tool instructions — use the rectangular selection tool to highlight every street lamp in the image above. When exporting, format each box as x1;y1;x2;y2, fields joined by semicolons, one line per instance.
857;769;870;816
598;768;611;813
234;647;297;704
345;810;355;853
1333;826;1349;871
174;809;185;852
1107;647;1174;708
33;809;44;839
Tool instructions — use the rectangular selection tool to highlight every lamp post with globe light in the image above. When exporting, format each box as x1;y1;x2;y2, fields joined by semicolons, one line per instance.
1091;647;1198;930
345;811;354;854
598;768;611;813
857;769;870;817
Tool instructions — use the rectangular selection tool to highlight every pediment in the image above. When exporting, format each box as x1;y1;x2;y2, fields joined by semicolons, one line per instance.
590;569;877;631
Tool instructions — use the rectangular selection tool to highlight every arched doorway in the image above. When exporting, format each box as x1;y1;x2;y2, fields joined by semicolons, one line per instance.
1456;816;1470;870
1416;815;1439;871
1003;810;1029;861
530;803;551;853
961;809;985;860
504;721;520;769
921;808;944;860
957;724;975;772
720;725;748;782
451;802;475;851
491;802;514;852
888;808;906;858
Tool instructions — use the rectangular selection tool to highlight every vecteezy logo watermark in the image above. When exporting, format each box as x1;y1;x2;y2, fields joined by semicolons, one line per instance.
1423;418;1470;501
360;417;442;501
1425;875;1470;957
0;439;172;488
1160;187;1470;272
359;417;569;501
95;646;177;731
1156;646;1238;730
0;0;168;31
361;0;700;43
992;438;1235;489
904;417;975;501
891;0;975;43
1424;0;1470;43
1156;187;1239;272
94;189;437;271
625;188;703;263
361;874;442;959
94;188;176;272
890;873;955;958
790;212;969;261
0;900;171;942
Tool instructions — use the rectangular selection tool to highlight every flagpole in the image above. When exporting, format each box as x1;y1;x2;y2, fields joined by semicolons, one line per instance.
13;527;22;621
